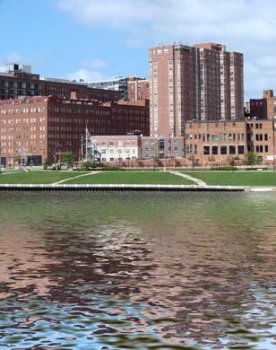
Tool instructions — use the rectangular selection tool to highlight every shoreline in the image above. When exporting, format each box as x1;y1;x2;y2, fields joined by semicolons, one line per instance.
0;183;273;192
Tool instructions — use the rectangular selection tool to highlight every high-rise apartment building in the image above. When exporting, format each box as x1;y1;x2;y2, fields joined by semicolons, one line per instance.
149;43;244;137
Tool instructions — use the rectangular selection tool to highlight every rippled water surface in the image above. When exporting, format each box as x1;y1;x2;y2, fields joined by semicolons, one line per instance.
0;192;275;349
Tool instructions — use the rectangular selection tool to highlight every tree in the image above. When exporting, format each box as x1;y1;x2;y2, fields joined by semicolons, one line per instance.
43;158;51;170
61;152;75;168
245;151;262;166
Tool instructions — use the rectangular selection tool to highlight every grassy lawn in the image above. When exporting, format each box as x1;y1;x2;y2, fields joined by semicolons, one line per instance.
0;171;88;184
66;171;194;185
183;171;276;186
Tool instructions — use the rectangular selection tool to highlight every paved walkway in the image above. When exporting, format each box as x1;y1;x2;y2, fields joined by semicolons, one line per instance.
53;171;99;184
169;170;207;186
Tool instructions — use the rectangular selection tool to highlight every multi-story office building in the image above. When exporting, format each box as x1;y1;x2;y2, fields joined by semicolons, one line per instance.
89;77;130;100
0;64;121;102
0;96;149;166
149;43;244;138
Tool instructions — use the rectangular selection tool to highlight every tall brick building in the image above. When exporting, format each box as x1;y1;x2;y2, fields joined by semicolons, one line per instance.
149;43;244;138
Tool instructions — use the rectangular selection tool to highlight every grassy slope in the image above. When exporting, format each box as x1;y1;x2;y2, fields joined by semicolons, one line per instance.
183;171;276;186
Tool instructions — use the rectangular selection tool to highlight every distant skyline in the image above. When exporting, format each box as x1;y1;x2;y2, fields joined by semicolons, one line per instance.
0;0;276;101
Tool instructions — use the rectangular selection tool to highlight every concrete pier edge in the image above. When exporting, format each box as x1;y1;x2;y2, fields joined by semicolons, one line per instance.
0;183;271;192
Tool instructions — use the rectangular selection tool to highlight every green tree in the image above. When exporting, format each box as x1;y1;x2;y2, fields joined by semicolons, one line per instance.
61;152;75;168
43;158;51;170
245;151;262;165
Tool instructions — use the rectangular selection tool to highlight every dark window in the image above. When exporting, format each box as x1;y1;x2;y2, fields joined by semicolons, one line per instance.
229;145;236;154
265;134;268;141
265;145;268;152
203;146;210;155
238;145;244;154
212;146;218;155
220;146;227;155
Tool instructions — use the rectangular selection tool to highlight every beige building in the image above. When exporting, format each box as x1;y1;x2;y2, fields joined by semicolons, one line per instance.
149;43;244;138
185;119;274;165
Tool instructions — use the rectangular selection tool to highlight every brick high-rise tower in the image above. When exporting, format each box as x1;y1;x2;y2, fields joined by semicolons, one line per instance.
149;43;244;137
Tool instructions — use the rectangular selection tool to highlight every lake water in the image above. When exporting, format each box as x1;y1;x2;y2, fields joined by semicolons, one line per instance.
0;191;275;350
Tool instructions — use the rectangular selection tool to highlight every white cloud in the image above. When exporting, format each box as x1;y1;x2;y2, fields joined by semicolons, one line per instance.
81;59;108;70
55;1;276;98
67;68;104;82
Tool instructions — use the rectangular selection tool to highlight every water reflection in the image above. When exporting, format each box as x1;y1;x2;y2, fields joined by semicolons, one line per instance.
0;192;275;349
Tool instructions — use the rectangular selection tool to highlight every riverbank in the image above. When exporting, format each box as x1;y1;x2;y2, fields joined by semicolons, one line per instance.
0;169;276;191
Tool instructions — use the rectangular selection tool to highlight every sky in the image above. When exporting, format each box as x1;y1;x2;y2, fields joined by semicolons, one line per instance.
0;0;276;101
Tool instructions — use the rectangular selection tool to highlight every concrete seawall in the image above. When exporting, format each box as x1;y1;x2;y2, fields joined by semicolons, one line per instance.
0;184;247;192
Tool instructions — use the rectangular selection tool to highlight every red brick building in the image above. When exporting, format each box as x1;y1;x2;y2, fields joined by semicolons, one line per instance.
127;77;149;102
0;96;149;166
250;90;276;120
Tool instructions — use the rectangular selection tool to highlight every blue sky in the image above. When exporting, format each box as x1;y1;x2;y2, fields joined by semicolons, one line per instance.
1;0;276;101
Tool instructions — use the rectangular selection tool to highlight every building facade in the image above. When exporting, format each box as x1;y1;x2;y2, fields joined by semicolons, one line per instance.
250;89;276;120
149;43;244;138
127;78;149;102
185;119;274;165
0;96;149;166
0;64;121;102
89;77;130;100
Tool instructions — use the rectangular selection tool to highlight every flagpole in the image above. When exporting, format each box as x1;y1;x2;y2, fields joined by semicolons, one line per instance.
85;121;88;161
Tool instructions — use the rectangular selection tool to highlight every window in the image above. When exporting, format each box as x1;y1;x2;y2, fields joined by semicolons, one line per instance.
238;145;244;154
203;146;210;155
212;146;218;155
220;146;227;155
229;145;236;154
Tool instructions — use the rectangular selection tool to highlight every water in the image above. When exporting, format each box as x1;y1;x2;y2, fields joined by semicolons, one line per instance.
0;192;275;349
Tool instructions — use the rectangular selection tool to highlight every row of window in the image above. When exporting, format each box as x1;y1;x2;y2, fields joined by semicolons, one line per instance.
202;145;245;155
0;117;45;123
0;107;45;114
187;133;245;142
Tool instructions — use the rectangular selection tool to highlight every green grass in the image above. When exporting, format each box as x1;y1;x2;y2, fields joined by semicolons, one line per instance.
66;171;194;185
0;170;194;185
183;171;276;186
0;171;88;184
